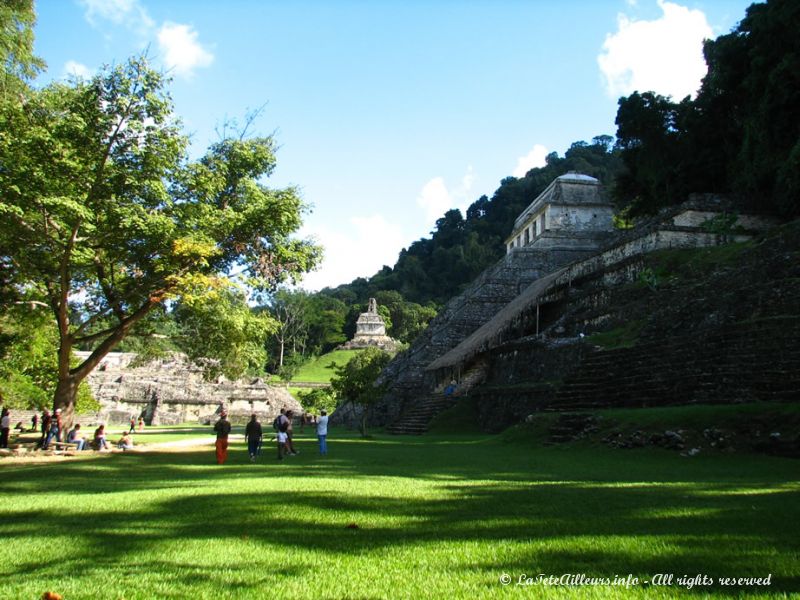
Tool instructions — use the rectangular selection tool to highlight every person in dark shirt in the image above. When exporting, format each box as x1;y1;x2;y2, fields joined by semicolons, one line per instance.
43;409;63;449
213;410;232;465
38;409;51;448
244;413;263;462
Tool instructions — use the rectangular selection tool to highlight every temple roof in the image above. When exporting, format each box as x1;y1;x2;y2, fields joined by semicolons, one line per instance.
512;172;607;231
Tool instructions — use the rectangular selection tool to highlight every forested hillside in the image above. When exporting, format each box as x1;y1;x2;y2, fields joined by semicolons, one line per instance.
323;137;623;307
2;0;798;412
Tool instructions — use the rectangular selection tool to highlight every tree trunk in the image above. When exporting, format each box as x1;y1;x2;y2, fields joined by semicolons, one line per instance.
53;376;79;430
359;404;370;438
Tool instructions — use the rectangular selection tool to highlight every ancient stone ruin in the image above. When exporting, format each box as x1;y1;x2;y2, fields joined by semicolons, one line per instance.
339;298;400;351
76;351;302;425
359;173;789;434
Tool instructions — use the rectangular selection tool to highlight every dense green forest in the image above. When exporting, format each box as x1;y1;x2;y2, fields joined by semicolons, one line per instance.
614;0;799;218
1;0;798;411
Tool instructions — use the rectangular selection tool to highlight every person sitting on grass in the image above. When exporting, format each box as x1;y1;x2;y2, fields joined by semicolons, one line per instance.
67;424;86;451
0;408;10;449
93;425;109;450
117;431;134;451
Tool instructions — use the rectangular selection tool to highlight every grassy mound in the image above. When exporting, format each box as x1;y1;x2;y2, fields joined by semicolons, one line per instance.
288;349;364;384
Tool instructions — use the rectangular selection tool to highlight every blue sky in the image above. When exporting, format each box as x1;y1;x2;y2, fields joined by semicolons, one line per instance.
33;0;752;290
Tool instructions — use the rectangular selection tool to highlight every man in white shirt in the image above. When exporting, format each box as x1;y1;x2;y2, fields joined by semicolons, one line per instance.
316;410;329;455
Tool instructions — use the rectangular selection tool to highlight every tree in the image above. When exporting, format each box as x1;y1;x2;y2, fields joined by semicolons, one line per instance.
0;56;320;425
304;293;347;354
374;290;437;344
0;0;44;98
613;91;690;215
613;0;800;218
266;289;310;371
296;386;337;416
330;347;391;437
173;287;275;381
0;302;96;411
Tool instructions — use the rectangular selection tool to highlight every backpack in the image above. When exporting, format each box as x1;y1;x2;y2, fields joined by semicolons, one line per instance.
272;416;281;432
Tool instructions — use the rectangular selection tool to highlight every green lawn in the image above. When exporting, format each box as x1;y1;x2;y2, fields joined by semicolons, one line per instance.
289;348;364;383
1;430;798;599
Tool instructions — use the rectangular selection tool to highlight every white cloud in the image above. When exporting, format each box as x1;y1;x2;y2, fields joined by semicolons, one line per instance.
513;144;548;177
598;0;713;99
80;2;214;80
298;215;408;291
157;22;215;79
416;166;475;231
63;60;93;80
417;177;452;226
79;0;154;34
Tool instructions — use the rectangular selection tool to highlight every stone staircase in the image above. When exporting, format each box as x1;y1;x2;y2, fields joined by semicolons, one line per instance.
385;394;458;435
545;413;599;444
387;360;489;435
549;317;800;410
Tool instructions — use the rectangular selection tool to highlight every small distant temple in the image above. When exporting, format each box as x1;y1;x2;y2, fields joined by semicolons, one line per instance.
339;298;400;351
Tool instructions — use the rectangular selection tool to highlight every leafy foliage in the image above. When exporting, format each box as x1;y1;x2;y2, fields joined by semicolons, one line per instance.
613;0;800;218
173;287;275;381
0;0;44;97
0;305;97;411
330;347;392;436
0;55;320;420
296;387;338;415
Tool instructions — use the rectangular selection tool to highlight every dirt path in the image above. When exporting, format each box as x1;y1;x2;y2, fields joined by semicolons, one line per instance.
0;434;246;464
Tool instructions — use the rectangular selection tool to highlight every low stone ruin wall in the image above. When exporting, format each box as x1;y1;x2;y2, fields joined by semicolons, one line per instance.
76;352;302;425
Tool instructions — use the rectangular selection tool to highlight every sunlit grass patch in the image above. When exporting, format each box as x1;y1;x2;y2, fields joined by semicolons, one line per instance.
0;431;797;598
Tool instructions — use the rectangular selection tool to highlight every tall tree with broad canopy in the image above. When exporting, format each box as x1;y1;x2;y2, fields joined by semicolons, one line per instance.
330;347;392;437
0;56;321;426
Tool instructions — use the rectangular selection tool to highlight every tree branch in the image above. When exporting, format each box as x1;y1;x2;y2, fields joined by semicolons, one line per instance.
71;298;157;382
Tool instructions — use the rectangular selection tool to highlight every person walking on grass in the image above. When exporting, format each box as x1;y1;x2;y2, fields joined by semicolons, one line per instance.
285;410;299;456
273;408;288;442
245;413;262;462
38;409;51;448
276;428;288;461
317;410;329;456
214;410;232;465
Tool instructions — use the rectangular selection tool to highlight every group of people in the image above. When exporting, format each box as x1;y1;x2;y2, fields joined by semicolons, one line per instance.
213;408;329;465
12;407;135;452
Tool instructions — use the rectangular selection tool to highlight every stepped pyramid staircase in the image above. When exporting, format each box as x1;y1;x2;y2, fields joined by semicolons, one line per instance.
386;360;488;435
548;317;800;411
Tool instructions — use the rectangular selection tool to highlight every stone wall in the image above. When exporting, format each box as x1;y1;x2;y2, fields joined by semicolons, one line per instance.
367;194;786;432
76;352;302;425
